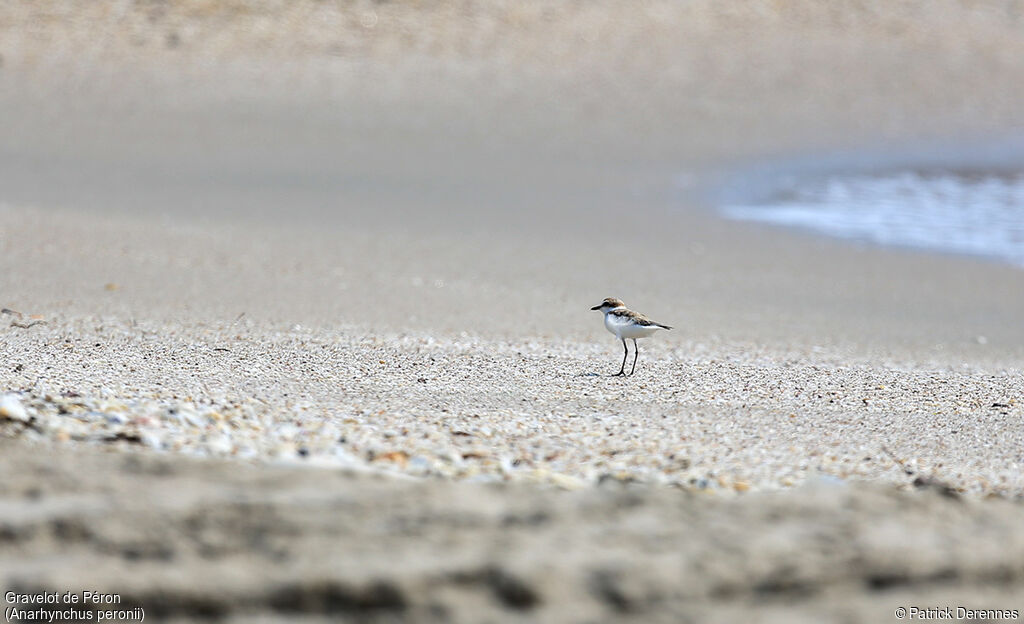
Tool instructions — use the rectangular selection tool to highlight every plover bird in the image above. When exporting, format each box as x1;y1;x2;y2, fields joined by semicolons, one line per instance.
591;297;672;376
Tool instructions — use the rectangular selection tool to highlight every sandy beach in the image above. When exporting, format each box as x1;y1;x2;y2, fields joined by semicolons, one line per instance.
3;1;1024;621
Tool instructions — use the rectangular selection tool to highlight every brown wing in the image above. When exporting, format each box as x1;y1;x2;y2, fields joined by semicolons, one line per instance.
609;308;672;329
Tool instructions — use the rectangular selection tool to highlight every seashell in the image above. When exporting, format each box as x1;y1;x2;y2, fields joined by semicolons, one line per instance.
0;394;30;422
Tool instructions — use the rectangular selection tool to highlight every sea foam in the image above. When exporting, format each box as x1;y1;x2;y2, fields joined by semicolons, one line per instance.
721;169;1024;267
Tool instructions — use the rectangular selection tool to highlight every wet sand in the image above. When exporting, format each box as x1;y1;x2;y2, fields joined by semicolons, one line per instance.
3;1;1024;621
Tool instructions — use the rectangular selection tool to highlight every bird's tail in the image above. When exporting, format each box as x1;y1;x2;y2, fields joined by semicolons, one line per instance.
656;323;672;330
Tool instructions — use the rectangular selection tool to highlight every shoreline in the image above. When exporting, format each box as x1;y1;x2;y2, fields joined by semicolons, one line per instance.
698;135;1024;270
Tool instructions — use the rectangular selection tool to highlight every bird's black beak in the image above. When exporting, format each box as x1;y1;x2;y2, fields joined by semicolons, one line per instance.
590;304;602;311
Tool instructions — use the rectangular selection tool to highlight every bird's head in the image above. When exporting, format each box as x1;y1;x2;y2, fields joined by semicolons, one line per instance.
591;297;626;312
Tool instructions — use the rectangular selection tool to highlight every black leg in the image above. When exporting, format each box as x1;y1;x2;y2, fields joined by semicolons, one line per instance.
615;339;628;376
629;339;639;375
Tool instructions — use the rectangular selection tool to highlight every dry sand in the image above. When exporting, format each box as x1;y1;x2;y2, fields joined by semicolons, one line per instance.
3;442;1024;623
3;1;1024;621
